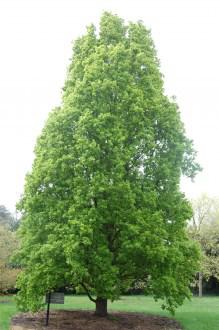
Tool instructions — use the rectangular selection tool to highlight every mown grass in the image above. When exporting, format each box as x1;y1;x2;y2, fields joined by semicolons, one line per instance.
0;296;17;330
1;295;219;330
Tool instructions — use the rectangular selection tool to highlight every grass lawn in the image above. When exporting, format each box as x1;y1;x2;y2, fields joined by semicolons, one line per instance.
1;295;219;330
0;296;17;330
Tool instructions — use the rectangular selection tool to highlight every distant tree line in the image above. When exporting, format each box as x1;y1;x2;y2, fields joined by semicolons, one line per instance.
0;205;19;294
0;205;19;231
188;194;219;296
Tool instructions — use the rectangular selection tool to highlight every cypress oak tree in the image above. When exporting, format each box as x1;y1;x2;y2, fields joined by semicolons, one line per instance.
16;13;200;316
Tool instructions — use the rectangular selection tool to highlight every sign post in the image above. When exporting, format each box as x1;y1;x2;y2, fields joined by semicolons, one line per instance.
45;292;51;326
45;292;64;326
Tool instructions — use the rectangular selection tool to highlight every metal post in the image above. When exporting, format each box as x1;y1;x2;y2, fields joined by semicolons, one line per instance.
46;292;51;326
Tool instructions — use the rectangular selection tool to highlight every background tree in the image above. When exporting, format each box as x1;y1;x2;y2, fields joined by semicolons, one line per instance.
189;194;219;296
0;205;15;229
16;12;200;316
0;225;19;293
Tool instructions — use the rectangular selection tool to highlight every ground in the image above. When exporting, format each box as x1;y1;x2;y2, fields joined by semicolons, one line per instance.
11;310;182;330
2;295;219;330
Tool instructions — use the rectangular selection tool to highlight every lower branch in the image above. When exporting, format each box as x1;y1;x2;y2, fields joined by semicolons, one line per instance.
80;282;97;303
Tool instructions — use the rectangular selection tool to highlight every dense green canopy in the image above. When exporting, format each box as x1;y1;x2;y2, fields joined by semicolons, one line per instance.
16;12;200;315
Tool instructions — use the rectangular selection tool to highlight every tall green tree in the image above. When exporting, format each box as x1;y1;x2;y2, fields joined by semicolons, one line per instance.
16;12;200;316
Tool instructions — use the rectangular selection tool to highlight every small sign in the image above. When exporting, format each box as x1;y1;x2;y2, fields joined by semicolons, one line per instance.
45;292;64;304
45;292;65;326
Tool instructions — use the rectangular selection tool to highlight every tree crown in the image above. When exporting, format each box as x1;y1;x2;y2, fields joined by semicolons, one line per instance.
16;12;200;314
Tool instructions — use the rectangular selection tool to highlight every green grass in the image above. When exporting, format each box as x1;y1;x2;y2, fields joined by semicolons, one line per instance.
0;296;17;330
1;295;219;330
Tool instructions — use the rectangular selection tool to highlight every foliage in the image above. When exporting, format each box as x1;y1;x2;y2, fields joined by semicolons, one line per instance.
200;223;219;281
0;205;18;231
16;12;200;314
190;194;219;233
0;225;19;293
189;194;219;284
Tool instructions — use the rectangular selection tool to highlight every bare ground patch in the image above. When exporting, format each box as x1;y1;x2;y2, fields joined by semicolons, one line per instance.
11;310;183;330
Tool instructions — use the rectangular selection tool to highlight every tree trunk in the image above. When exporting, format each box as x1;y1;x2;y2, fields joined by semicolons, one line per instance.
95;298;108;316
198;271;203;297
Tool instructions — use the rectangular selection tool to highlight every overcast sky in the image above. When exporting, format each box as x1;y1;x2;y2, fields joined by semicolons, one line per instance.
0;0;218;213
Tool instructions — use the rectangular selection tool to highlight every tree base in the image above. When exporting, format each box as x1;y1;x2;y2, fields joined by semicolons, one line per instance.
95;298;108;317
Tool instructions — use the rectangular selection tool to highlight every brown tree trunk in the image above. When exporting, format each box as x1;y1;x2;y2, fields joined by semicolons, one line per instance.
198;271;203;297
95;298;108;317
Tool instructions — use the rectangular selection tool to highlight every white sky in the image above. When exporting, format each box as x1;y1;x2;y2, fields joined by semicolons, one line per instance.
0;0;219;213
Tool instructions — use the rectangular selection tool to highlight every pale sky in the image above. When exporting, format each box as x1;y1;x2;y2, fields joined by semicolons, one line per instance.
0;0;218;213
